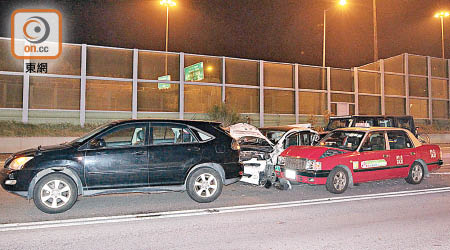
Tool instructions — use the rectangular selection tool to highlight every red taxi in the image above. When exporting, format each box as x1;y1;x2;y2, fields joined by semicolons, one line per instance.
275;127;443;194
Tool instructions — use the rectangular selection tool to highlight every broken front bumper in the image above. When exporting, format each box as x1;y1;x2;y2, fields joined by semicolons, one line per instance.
274;166;330;185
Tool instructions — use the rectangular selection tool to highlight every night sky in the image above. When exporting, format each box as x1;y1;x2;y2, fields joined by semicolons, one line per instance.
1;0;450;68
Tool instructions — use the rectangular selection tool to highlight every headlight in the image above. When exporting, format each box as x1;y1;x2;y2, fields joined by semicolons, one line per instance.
305;160;321;171
277;156;286;166
8;157;33;170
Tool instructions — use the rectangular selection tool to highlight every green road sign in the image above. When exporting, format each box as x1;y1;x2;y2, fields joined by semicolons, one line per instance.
184;62;204;81
158;75;171;90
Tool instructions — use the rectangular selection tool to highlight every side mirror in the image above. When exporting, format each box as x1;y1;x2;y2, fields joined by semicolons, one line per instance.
90;138;106;148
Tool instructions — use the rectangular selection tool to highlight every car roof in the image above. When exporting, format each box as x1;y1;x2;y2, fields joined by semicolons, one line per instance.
330;115;413;119
113;119;222;126
260;125;312;132
334;127;411;132
332;127;422;147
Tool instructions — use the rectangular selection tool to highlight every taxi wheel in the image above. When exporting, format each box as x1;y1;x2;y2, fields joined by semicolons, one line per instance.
326;167;349;194
186;168;223;203
33;173;78;214
406;162;424;185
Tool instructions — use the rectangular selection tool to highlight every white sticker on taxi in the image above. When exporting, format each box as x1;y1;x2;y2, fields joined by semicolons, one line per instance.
361;159;387;169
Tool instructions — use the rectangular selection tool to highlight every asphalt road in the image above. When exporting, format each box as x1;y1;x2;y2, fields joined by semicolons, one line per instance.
1;146;450;249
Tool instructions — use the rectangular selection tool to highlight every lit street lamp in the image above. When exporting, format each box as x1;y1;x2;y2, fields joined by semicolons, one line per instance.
434;11;449;59
322;0;347;67
160;0;176;75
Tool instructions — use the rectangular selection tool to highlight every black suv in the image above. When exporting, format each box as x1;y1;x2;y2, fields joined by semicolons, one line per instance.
1;119;242;213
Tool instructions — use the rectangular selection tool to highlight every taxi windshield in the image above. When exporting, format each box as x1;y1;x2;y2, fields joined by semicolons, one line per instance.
319;131;365;151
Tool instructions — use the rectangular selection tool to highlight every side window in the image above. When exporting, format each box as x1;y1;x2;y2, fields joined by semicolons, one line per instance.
300;132;312;145
285;133;299;149
192;128;214;142
387;131;413;149
397;119;412;131
378;119;394;127
98;124;147;148
151;124;198;145
361;132;386;151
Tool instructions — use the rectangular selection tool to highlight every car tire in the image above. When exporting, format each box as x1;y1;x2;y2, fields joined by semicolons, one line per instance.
326;167;349;194
405;162;424;185
33;173;78;214
186;168;223;203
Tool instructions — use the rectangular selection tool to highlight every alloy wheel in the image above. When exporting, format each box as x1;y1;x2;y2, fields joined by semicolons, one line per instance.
193;173;218;198
40;179;72;209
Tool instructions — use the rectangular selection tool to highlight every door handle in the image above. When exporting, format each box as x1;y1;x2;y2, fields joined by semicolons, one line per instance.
133;151;146;156
383;154;389;158
187;147;201;152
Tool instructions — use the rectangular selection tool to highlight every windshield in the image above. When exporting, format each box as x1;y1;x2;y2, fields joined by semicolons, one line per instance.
238;136;272;147
262;130;286;144
326;118;353;131
68;123;111;145
319;131;366;151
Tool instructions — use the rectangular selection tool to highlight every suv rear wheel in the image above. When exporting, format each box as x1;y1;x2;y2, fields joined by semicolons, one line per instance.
33;173;77;214
186;168;223;203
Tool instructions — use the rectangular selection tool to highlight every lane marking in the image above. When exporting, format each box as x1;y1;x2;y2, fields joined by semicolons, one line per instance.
1;187;450;232
430;173;450;175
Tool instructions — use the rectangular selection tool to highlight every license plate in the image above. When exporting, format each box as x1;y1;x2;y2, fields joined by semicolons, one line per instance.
285;169;296;180
275;165;281;171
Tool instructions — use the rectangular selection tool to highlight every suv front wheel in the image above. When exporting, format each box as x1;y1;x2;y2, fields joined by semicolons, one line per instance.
33;173;78;214
186;168;223;203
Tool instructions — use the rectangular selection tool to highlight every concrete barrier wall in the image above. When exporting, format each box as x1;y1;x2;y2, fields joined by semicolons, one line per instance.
0;134;449;153
0;137;77;153
429;134;450;144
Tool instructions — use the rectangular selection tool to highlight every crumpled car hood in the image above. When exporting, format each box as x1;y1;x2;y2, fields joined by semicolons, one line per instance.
228;123;274;146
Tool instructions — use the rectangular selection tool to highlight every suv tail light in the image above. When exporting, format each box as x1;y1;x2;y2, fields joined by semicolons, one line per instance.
231;139;240;151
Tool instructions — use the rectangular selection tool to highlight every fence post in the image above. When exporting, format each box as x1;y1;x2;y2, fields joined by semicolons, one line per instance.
22;42;30;123
294;64;299;124
132;49;138;119
80;44;87;127
259;60;264;127
354;67;359;115
222;56;226;103
179;52;185;119
427;56;432;124
380;59;385;115
326;67;331;113
404;53;410;115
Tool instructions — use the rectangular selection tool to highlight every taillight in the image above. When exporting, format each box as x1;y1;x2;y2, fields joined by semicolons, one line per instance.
231;139;240;151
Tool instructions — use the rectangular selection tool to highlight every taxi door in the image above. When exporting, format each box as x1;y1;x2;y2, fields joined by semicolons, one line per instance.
386;130;416;178
353;131;392;183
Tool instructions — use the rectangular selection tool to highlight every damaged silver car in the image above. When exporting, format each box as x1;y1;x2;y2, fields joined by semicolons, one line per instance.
228;123;319;186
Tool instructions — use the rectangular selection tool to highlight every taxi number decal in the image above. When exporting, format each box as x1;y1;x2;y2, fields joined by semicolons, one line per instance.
430;149;437;158
361;159;387;169
396;155;403;165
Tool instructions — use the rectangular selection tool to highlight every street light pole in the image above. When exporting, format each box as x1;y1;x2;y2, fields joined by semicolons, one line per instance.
373;0;378;61
441;16;445;59
323;9;327;67
435;11;449;59
160;0;176;75
322;0;347;67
